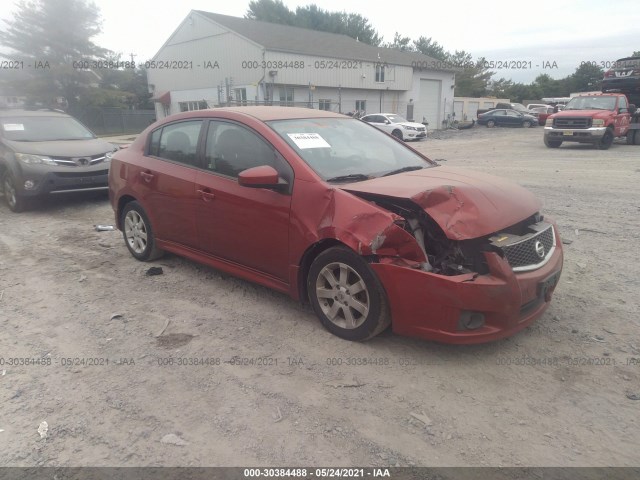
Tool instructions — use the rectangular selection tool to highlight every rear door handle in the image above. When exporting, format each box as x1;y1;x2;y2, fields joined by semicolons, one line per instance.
197;189;216;202
140;171;154;182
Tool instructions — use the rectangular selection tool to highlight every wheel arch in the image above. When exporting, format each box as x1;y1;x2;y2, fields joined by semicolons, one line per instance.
116;194;137;229
297;239;357;304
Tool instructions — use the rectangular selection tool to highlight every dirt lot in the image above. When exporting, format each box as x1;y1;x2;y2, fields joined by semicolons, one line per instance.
1;126;639;468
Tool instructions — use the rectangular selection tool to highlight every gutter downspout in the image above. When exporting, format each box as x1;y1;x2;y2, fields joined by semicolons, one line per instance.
257;49;266;103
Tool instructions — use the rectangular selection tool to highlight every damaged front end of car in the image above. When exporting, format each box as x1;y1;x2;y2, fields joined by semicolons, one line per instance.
339;187;564;344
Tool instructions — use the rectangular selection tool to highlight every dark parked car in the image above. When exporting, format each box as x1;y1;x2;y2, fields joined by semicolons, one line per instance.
601;56;640;93
477;109;537;128
109;107;563;344
0;109;117;212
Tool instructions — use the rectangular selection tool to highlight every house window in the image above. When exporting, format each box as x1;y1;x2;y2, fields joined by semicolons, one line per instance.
179;101;208;112
279;87;294;106
318;99;331;111
355;100;366;112
375;63;385;83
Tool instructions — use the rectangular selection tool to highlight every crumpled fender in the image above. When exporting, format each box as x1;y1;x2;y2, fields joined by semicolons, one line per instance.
291;183;425;263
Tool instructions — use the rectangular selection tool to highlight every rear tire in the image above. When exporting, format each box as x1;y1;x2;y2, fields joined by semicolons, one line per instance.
626;130;635;145
522;120;532;128
120;201;164;261
486;120;496;128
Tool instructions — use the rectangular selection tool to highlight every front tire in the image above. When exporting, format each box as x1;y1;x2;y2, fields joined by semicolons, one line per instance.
121;201;163;261
596;128;614;150
391;129;403;140
307;247;391;341
544;137;562;148
2;172;28;213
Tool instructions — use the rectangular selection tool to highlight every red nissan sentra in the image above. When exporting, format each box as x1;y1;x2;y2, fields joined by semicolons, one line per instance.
109;107;563;344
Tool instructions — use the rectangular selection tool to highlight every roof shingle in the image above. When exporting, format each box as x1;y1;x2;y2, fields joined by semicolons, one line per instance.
195;11;455;71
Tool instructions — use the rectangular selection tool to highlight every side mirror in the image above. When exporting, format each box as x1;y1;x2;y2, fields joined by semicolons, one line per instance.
238;165;286;191
629;104;637;114
384;120;391;124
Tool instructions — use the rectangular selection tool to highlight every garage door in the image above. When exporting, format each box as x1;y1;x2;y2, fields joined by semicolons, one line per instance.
419;79;441;129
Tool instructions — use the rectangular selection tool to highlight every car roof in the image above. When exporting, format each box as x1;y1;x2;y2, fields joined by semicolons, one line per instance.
185;106;346;121
0;109;70;118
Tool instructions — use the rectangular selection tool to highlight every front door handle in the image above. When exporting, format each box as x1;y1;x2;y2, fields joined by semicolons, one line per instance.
197;189;216;202
140;171;154;182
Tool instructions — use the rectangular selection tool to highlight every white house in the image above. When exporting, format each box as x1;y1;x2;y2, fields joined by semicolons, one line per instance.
147;11;458;128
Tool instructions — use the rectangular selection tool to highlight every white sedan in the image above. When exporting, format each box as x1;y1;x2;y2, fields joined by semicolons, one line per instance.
360;113;427;141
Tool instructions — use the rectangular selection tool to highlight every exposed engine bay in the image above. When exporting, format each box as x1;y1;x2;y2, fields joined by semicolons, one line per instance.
351;192;545;276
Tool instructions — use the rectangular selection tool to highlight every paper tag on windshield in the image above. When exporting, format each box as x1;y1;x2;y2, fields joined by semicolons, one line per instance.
287;133;331;149
2;123;25;131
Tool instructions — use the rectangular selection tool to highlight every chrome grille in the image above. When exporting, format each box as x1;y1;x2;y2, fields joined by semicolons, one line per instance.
52;153;108;167
490;223;556;272
553;117;591;129
503;225;555;271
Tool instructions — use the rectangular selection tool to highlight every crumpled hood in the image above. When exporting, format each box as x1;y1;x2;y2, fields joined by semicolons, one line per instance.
342;166;541;240
4;138;115;157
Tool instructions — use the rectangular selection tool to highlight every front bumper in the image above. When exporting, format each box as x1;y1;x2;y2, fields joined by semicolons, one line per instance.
371;225;564;344
15;164;109;196
544;126;607;143
404;130;427;140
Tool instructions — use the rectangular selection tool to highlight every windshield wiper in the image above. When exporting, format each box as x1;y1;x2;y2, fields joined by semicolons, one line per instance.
325;173;371;183
382;165;424;177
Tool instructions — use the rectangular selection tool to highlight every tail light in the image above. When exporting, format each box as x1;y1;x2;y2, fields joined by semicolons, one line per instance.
604;70;614;78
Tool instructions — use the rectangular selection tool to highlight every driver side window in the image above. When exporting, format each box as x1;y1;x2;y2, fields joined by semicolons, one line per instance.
204;121;293;183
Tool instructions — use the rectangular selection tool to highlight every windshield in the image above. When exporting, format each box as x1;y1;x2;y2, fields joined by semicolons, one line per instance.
511;104;528;112
386;114;407;123
0;115;95;141
268;117;435;181
565;96;616;111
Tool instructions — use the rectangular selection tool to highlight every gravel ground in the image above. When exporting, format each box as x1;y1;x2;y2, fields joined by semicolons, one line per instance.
0;125;639;468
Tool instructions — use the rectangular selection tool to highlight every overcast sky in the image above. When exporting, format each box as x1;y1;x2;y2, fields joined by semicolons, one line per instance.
2;0;639;83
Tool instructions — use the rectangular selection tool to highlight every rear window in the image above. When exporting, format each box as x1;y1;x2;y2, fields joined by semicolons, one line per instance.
0;115;95;141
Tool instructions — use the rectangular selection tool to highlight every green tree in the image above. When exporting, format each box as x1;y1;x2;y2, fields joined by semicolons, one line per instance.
246;0;381;45
448;52;493;97
413;36;447;61
0;0;109;108
531;74;569;98
632;50;640;57
488;78;515;98
383;32;414;52
245;0;295;25
566;62;604;93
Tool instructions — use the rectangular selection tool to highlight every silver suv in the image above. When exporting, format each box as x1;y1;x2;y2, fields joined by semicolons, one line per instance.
0;109;117;212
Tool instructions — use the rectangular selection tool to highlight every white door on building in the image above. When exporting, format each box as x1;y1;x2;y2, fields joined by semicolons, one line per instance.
454;101;464;121
419;79;441;129
468;101;480;120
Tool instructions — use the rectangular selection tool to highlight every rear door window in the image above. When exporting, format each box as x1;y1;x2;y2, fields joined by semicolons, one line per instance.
149;121;203;167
